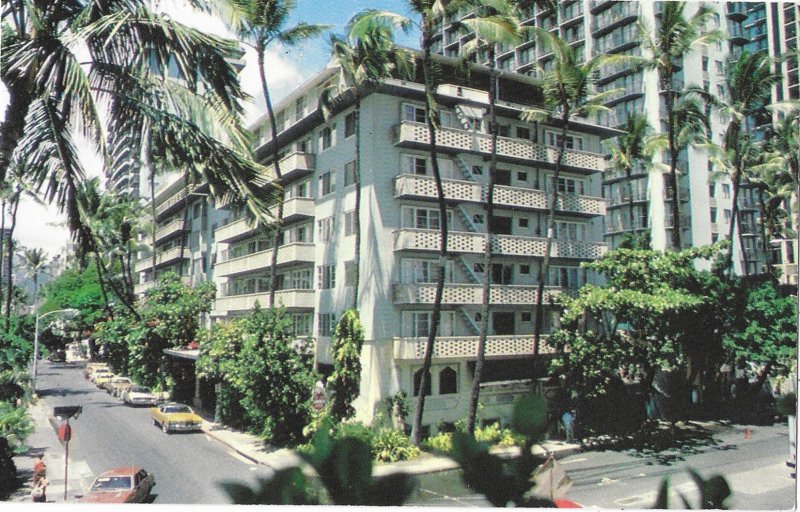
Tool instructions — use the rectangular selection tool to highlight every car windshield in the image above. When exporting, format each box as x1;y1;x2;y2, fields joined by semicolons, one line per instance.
164;405;191;414
91;476;132;491
113;379;131;384
130;387;150;393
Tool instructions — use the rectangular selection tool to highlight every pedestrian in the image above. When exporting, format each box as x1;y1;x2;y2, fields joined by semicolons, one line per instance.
33;455;46;484
561;410;575;443
31;476;48;502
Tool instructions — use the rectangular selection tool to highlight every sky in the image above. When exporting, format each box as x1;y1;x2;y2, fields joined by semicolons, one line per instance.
2;0;419;257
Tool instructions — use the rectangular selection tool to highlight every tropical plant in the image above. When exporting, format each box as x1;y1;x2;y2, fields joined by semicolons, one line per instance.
521;31;621;371
20;247;48;313
453;0;526;436
328;310;366;422
653;469;731;509
636;1;722;249
231;0;330;304
605;113;652;236
352;0;480;446
325;14;414;309
693;51;778;274
1;0;278;297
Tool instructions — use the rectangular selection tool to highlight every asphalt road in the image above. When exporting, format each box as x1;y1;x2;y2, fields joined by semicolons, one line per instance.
35;360;274;504
411;420;796;509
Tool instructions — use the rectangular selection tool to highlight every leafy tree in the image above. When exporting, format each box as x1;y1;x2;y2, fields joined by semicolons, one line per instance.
199;306;316;445
328;310;366;422
232;0;330;304
20;247;48;308
636;1;721;249
38;263;111;336
724;281;797;372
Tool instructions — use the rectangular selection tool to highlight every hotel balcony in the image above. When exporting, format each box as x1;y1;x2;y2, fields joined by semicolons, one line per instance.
155;189;187;220
394;229;608;260
215;242;315;278
393;283;566;305
134;247;189;272
213;289;315;313
134;275;192;295
727;2;749;21
154;219;188;244
394;174;605;217
394;121;605;174
273;151;316;184
393;334;556;361
216;197;315;244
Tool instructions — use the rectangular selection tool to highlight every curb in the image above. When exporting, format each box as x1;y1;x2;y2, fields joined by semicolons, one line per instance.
200;424;263;466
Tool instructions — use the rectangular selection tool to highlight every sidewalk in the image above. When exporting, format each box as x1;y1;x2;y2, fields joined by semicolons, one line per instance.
198;418;582;477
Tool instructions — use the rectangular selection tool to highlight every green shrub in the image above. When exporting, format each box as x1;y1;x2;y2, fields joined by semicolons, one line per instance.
334;421;375;448
371;427;419;463
475;422;522;448
421;432;453;454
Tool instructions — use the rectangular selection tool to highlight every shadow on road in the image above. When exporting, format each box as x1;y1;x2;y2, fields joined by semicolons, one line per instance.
37;388;94;398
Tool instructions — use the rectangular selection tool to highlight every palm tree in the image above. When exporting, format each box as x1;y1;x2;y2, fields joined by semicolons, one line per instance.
352;1;473;445
694;51;778;274
20;247;48;311
521;32;622;371
605;113;652;238
637;1;721;249
2;0;278;282
766;115;800;238
454;0;525;436
232;0;330;306
325;16;415;311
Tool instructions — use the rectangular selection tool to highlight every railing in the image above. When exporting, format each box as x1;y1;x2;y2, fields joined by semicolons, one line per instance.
394;121;605;172
393;174;605;216
393;334;556;360
154;219;188;243
214;243;315;277
392;283;567;305
215;197;314;243
592;2;639;33
134;247;189;272
155;190;187;218
608;190;648;206
394;229;608;260
213;289;315;312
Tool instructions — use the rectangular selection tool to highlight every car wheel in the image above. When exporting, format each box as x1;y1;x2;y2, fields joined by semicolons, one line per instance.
152;419;157;426
162;422;169;434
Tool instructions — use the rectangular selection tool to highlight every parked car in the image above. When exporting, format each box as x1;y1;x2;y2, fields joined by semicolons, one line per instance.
122;386;159;406
93;371;116;387
83;363;109;379
103;377;133;396
79;467;155;503
150;403;203;433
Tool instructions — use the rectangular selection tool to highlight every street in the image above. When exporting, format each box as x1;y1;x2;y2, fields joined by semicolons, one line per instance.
32;360;274;504
410;420;796;508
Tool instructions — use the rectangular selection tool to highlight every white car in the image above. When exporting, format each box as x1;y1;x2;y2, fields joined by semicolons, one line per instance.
121;386;159;406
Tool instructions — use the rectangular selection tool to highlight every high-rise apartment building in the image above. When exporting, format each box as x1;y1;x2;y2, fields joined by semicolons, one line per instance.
136;59;615;428
434;0;769;274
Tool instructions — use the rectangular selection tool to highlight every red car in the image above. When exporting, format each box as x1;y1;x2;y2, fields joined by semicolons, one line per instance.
80;466;155;503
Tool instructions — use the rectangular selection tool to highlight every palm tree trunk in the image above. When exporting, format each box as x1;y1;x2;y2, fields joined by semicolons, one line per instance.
0;198;5;303
627;167;636;233
533;112;570;372
94;257;115;321
4;196;19;332
467;49;498;436
351;97;362;310
0;81;33;186
146;131;158;284
412;18;447;446
737;208;749;276
178;170;191;279
257;46;285;308
758;189;771;273
666;83;682;250
726;163;743;277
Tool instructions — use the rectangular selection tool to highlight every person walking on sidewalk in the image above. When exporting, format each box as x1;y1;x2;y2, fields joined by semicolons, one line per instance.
33;455;46;484
31;476;48;502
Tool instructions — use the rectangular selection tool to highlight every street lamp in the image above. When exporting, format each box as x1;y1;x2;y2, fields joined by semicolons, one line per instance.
32;308;79;393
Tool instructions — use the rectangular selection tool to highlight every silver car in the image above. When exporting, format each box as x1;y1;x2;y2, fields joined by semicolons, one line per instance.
121;386;159;406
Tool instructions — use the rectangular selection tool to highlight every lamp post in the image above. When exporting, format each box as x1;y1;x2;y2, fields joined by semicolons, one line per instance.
32;308;79;393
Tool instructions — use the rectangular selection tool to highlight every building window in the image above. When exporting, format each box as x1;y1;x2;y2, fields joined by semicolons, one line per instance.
317;216;335;242
710;207;718;223
318;313;336;336
403;103;426;123
709;183;716;198
401;258;452;283
345;260;357;287
724;209;732;223
521;312;532;323
317;264;336;289
292;313;311;336
439;367;457;395
553;176;584;195
517;171;528;182
548;266;581;288
344;160;357;187
320;126;333;150
318;170;336;197
413;368;432;397
715;60;724;76
344;111;357;138
516;126;531;140
402;206;451;230
473;214;485;225
520;264;530;275
295;97;305;120
472;165;483;176
404;311;454;337
290;269;312;289
554;221;586;241
402;154;428;175
344;210;356;237
497;124;510;137
518;217;529;228
722;184;731;199
546;131;583;150
711;233;719;243
702;56;709;71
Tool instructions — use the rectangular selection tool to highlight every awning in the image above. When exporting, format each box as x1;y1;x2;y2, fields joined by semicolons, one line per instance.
455;104;485;120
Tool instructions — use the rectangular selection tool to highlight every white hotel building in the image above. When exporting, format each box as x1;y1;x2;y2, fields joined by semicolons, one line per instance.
135;58;616;429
